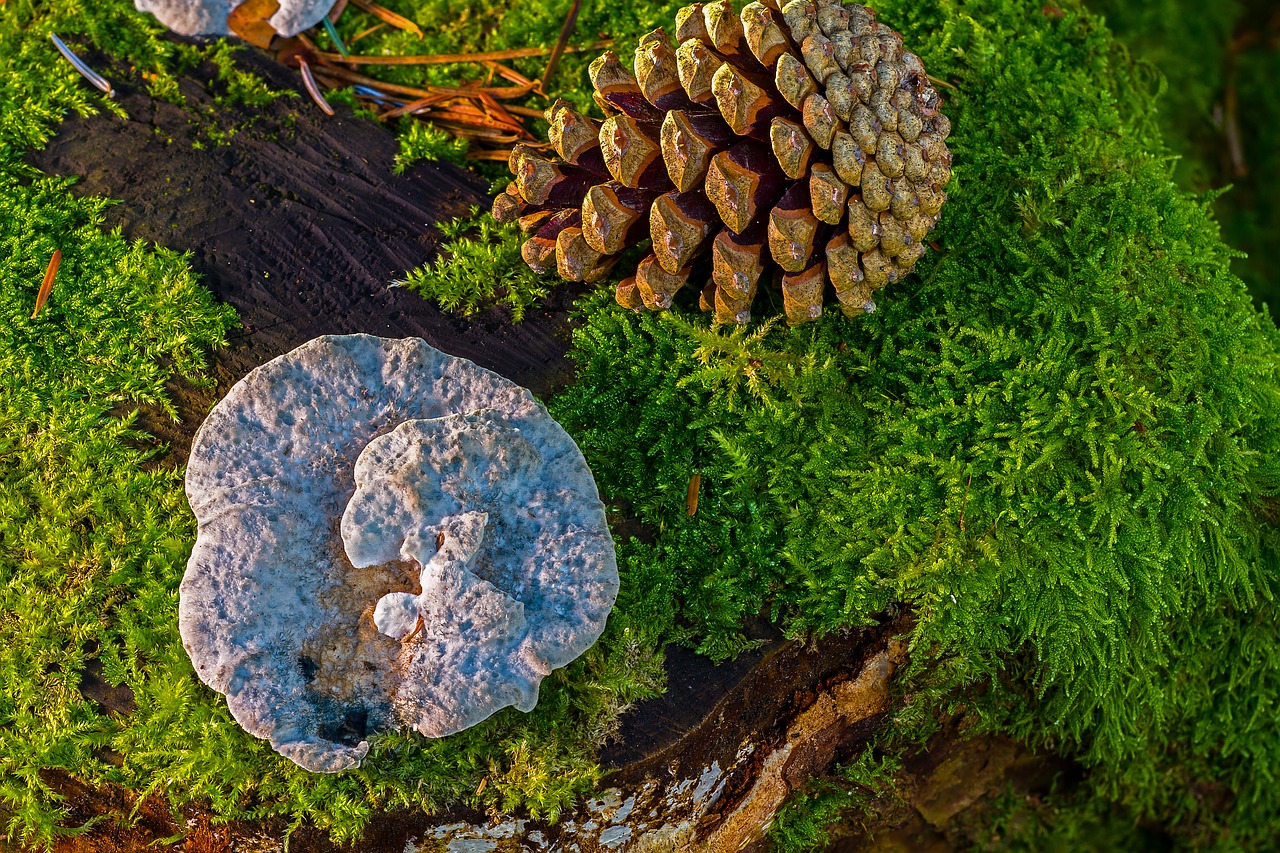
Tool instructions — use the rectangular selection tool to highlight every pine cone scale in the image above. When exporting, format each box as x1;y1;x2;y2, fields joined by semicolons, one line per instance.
494;0;952;325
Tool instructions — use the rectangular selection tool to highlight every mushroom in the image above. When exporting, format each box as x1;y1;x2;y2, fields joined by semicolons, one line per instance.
134;0;336;39
180;335;618;773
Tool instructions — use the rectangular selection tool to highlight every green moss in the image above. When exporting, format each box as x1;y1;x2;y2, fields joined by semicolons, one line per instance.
394;117;470;170
1085;0;1280;308
399;207;555;321
769;747;903;852
552;0;1280;848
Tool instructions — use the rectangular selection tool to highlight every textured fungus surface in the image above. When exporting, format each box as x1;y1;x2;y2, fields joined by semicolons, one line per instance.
180;334;618;773
135;0;334;37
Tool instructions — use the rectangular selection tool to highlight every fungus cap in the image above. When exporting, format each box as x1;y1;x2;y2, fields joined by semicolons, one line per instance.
134;0;335;38
180;335;618;772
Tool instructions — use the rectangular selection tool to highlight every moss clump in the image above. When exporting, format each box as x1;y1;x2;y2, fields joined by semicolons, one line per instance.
1086;0;1280;307
400;206;556;321
552;0;1280;847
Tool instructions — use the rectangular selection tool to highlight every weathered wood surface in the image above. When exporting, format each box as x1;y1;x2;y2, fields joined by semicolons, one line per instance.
23;48;1042;853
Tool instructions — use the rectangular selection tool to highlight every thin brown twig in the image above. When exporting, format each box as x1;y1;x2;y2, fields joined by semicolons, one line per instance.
541;0;583;92
299;59;336;115
503;104;547;119
312;39;611;67
427;122;521;142
466;148;518;161
476;90;531;137
312;63;536;100
346;22;384;45
378;92;454;119
423;109;524;134
483;60;537;90
1223;55;1246;178
926;73;958;92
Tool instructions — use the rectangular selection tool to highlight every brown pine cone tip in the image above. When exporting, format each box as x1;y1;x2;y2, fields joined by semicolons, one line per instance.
493;0;952;326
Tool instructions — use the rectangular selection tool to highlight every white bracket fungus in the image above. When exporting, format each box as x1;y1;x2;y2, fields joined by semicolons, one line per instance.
179;335;618;773
135;0;334;38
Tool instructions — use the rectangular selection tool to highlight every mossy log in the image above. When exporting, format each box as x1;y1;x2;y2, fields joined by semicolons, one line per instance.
20;1;1280;849
23;49;966;853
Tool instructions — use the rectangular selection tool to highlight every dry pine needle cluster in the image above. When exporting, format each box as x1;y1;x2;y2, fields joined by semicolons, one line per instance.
493;0;953;324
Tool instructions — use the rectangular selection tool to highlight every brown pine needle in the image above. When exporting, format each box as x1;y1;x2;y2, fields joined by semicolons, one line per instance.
503;104;548;119
347;0;423;38
483;60;537;89
299;59;335;115
313;39;611;66
542;0;582;91
346;22;385;45
379;92;454;119
686;472;701;517
309;62;536;99
31;249;61;319
466;149;517;161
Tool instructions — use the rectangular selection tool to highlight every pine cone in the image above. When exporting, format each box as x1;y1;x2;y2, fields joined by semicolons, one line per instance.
492;0;952;325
